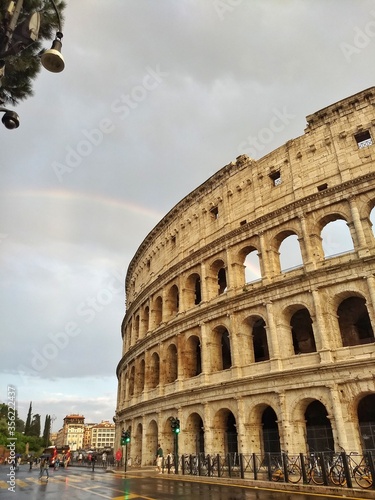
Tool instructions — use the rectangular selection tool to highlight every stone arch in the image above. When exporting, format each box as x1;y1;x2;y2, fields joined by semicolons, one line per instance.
133;422;143;464
238;244;261;284
318;213;354;258
337;295;374;346
305;400;334;453
212;408;238;455
251;316;269;363
184;412;205;455
164;343;178;384
145;419;158;465
129;365;135;397
153;295;163;328
211;325;232;372
357;393;375;452
148;352;160;389
165;284;179;320
136;358;145;394
184;334;202;378
289;307;317;354
268;228;302;275
185;272;202;308
262;406;281;454
210;258;227;296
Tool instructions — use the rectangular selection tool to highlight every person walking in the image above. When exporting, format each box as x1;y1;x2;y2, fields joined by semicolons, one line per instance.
39;458;49;481
156;444;163;474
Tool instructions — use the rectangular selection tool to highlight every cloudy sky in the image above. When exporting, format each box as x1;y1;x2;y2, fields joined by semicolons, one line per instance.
1;0;374;433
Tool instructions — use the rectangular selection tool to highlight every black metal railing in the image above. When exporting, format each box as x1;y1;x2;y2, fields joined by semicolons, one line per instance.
163;451;375;490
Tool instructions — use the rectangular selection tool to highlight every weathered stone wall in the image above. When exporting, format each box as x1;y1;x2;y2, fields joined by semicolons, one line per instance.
115;87;375;465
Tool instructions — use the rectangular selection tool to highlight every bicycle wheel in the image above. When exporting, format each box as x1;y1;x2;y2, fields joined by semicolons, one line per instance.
288;464;302;483
329;465;346;486
354;467;373;489
311;466;325;485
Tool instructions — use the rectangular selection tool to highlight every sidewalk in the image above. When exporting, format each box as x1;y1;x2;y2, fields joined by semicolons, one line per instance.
107;465;375;499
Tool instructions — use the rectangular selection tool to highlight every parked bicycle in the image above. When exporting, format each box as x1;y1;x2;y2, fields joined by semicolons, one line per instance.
271;453;302;483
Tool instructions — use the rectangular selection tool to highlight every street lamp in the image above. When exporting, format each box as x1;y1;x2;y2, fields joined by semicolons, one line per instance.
0;0;66;128
0;106;19;128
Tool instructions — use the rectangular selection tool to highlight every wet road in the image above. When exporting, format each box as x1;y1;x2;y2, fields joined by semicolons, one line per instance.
0;464;370;500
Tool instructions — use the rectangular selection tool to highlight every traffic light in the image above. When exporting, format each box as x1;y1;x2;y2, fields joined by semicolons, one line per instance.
121;429;131;445
170;417;180;434
125;430;131;443
121;429;126;446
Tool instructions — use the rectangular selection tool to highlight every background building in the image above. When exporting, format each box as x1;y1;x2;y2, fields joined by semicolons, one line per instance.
90;421;115;451
55;414;85;451
116;88;375;465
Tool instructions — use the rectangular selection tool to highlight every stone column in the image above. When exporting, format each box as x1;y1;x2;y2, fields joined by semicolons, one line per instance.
349;196;368;253
298;214;316;270
328;384;349;451
226;246;244;289
203;403;214;453
265;301;281;369
311;288;334;363
259;231;271;281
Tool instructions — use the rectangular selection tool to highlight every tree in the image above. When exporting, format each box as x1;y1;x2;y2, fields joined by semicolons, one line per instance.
24;401;32;435
29;414;41;437
0;0;66;105
42;414;51;445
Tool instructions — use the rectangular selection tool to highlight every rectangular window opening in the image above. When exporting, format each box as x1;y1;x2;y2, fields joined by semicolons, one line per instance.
355;130;373;149
317;183;328;191
269;171;282;186
240;220;247;226
210;206;219;219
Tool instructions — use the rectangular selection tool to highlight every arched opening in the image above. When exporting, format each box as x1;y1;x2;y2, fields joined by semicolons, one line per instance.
165;344;178;384
145;420;158;465
337;296;374;346
305;400;334;453
134;423;143;465
136;359;145;393
153;296;163;327
358;394;375;452
218;267;227;294
184;335;202;378
185;273;202;308
321;219;354;258
165;284;179;319
212;409;238;456
253;318;269;362
290;308;316;354
221;329;232;370
129;366;135;397
242;247;261;283
262;407;280;453
279;234;303;272
149;352;160;389
185;413;205;455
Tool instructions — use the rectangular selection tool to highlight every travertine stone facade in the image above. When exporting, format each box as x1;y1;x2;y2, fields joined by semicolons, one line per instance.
116;88;375;465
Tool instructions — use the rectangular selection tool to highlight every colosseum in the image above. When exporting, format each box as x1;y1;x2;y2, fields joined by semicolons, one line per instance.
115;87;375;465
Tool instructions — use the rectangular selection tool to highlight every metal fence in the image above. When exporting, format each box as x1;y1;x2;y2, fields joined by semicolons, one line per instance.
162;451;375;490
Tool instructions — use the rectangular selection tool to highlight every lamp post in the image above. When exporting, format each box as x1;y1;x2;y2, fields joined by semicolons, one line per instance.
0;0;66;128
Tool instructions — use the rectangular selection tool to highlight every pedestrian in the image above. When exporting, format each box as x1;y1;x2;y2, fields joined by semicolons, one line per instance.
156;444;163;474
39;458;49;480
115;449;122;468
91;453;96;472
54;457;60;470
101;452;107;468
29;456;33;471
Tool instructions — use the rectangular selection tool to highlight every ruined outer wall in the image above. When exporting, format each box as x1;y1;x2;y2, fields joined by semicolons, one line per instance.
115;87;375;464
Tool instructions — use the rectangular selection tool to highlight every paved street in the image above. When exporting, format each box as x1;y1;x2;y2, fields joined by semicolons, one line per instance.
0;464;373;500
